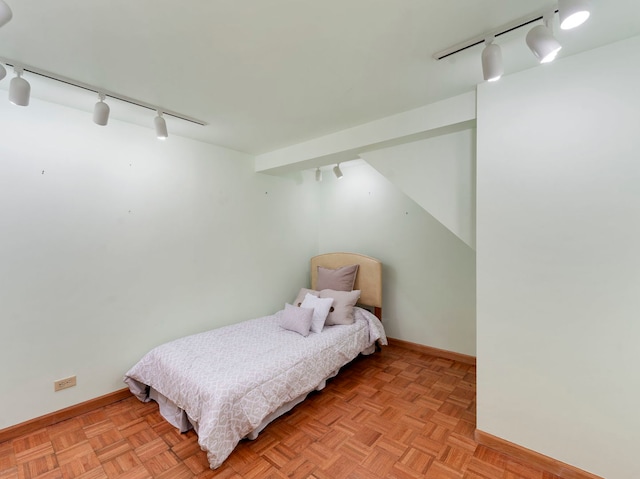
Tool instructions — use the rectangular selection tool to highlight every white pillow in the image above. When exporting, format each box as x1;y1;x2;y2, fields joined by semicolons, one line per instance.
300;293;334;333
280;303;314;337
320;289;361;325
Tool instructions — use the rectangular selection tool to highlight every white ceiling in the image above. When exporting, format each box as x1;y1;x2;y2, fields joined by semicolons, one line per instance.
1;0;639;154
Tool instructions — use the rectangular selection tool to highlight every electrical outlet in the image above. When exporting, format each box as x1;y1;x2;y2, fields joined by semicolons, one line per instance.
54;376;77;392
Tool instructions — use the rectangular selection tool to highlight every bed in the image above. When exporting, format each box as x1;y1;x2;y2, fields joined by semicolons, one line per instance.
124;252;386;469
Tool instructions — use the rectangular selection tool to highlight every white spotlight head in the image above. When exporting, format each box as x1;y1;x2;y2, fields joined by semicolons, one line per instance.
93;93;110;126
481;40;503;82
333;164;343;179
526;25;562;64
0;0;12;28
154;111;168;140
9;69;30;106
315;168;322;182
559;0;591;30
0;63;6;81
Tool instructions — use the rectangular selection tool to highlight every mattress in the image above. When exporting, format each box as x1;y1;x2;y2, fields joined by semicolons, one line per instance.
124;306;386;468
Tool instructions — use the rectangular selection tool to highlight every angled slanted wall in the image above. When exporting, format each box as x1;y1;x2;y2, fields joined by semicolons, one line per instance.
361;127;476;249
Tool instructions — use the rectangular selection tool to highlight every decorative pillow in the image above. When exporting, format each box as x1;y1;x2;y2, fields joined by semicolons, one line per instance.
300;293;334;333
316;264;359;291
293;288;319;307
320;289;361;326
280;303;314;337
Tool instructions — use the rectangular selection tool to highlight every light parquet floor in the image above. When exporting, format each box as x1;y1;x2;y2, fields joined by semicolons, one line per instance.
0;344;563;479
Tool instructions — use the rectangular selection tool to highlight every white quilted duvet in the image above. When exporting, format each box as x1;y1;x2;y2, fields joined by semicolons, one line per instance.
124;307;387;468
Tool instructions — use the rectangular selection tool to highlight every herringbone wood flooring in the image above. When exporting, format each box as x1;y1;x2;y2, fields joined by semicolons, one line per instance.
0;344;563;478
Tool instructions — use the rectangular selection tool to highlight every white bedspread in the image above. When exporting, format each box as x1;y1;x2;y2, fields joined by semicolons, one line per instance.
124;307;386;469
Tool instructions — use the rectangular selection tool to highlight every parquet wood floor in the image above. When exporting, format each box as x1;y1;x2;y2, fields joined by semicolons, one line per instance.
0;344;563;479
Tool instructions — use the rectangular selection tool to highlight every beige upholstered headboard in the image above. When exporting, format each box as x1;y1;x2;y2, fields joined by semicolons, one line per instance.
311;252;382;319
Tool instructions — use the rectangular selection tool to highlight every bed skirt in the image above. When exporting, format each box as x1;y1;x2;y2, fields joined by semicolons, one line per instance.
128;342;375;441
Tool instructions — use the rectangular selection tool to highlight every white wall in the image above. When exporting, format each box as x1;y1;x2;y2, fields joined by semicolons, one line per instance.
476;36;640;479
362;128;476;249
253;90;478;357
317;161;476;355
0;98;319;429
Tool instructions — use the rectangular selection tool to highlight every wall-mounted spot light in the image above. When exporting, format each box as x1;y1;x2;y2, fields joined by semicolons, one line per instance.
559;0;591;30
333;164;343;179
93;93;110;126
0;0;12;28
9;67;30;106
315;168;322;182
526;14;562;64
481;36;503;82
154;111;168;140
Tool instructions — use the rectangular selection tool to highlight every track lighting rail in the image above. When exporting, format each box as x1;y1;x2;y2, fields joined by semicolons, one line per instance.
0;56;207;126
433;8;559;60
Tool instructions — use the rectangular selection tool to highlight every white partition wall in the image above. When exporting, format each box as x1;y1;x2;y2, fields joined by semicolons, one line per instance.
476;36;640;479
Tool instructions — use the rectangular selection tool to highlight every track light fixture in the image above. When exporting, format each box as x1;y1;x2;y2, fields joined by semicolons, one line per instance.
0;0;12;28
154;111;168;140
315;168;322;182
434;6;592;81
0;56;206;137
481;37;503;82
333;164;343;179
559;0;591;30
526;14;562;64
9;67;30;106
93;93;110;126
